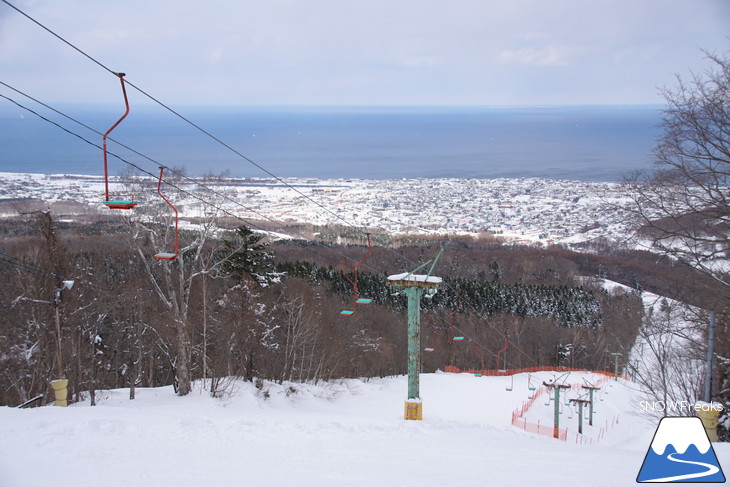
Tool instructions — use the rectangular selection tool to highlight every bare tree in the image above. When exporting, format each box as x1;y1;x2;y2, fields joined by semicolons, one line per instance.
280;293;321;384
632;298;706;418
624;51;729;289
624;50;729;431
126;170;239;395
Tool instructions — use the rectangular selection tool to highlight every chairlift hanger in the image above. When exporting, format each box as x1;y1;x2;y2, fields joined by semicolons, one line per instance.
424;314;437;352
470;341;485;370
154;166;179;261
497;338;509;371
423;314;438;352
449;293;463;340
340;233;373;316
102;73;138;210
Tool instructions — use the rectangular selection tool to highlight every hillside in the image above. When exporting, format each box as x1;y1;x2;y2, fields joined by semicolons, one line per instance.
0;213;647;407
2;278;725;486
6;371;726;487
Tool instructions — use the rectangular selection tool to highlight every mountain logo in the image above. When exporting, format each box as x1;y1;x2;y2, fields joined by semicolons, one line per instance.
637;416;725;483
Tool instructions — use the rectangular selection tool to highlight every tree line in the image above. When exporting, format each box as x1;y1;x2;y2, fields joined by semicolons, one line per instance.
0;209;643;407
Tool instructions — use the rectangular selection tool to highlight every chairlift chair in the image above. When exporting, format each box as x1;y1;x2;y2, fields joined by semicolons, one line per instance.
102;73;138;210
340;233;373;315
449;292;463;340
153;167;179;261
424;320;438;352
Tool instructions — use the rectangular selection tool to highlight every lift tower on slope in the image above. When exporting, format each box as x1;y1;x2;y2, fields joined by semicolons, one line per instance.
582;384;600;426
387;248;443;420
544;381;571;439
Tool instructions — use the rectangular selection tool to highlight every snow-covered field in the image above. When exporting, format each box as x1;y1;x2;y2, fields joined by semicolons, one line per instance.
2;371;725;487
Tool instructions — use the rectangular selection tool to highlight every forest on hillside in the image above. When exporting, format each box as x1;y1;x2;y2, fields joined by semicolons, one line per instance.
0;208;663;407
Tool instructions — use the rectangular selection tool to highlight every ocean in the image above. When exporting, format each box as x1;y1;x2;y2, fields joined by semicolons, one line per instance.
0;104;663;182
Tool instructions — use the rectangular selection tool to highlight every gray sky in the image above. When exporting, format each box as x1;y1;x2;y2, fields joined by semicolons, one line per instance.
0;0;728;105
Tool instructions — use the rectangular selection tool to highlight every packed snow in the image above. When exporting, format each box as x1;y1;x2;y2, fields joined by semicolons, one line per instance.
2;371;727;487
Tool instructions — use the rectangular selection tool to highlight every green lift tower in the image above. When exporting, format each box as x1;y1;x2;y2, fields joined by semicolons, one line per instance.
387;249;443;420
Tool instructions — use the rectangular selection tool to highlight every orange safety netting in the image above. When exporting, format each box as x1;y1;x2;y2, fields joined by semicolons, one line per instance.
445;365;620;442
444;365;627;380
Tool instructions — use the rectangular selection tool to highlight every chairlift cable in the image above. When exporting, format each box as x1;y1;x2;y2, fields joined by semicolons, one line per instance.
0;1;441;238
0;251;61;281
0;80;311;232
0;0;549;368
0;92;393;293
2;89;543;369
0;0;117;77
0;0;362;230
0;93;270;234
0;92;380;279
1;80;397;275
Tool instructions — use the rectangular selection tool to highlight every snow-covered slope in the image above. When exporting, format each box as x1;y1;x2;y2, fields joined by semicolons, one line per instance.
0;372;728;487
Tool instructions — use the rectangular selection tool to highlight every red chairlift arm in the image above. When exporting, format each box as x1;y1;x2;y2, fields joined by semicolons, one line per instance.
103;73;130;202
341;233;372;300
497;338;509;370
450;293;463;335
157;167;179;256
341;258;357;287
471;342;484;361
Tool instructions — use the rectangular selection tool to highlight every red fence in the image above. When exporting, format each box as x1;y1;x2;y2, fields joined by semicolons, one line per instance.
513;416;568;441
444;365;627;380
445;365;619;442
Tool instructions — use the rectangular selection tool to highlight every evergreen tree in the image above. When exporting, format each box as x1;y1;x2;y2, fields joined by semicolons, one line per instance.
222;226;275;283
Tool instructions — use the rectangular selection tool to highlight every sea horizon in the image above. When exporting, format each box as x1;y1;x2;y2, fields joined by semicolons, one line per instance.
0;103;663;182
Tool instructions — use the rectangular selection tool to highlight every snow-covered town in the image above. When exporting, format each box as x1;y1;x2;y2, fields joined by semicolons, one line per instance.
0;172;636;245
2;0;729;485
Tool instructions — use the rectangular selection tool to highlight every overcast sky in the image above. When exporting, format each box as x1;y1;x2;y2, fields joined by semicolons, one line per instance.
0;0;728;106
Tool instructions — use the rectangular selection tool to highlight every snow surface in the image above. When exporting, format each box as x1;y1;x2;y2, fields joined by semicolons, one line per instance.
2;372;728;487
387;273;443;284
